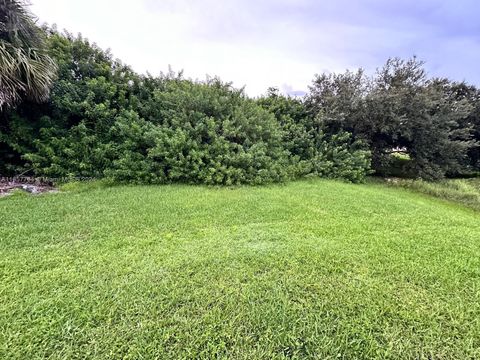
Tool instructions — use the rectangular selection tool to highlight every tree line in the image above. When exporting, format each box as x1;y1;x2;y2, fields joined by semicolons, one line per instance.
1;1;479;184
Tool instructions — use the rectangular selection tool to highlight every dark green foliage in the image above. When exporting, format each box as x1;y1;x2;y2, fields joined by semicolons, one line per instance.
1;30;371;184
258;88;371;182
137;79;291;185
449;83;480;172
306;57;479;180
23;74;293;185
1;29;138;175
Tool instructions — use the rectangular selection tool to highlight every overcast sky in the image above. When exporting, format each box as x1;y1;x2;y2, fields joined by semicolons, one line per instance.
30;0;480;96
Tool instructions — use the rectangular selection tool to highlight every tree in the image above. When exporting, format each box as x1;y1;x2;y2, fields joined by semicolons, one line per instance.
447;82;480;172
306;57;477;179
0;0;56;108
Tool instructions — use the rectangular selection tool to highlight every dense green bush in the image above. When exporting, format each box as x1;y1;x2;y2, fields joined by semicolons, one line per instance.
0;30;372;184
258;88;371;182
111;82;292;185
23;75;370;184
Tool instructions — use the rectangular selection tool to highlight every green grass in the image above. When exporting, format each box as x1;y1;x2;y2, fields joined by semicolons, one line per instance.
384;178;480;211
1;179;480;359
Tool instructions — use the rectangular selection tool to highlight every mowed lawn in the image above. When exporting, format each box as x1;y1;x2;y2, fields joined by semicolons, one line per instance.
1;180;480;359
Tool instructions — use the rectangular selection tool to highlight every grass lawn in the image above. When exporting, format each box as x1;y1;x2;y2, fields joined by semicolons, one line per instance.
383;177;480;212
1;179;480;359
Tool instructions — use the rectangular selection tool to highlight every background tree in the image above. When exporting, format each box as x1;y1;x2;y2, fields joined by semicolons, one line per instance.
306;57;477;180
448;82;480;173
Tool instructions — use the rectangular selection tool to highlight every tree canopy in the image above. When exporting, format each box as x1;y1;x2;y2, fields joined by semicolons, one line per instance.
306;57;479;179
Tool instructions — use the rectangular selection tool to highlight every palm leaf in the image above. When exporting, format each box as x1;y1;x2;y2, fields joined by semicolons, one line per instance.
0;0;57;108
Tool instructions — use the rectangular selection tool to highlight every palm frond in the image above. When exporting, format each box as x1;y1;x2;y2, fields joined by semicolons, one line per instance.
0;0;57;108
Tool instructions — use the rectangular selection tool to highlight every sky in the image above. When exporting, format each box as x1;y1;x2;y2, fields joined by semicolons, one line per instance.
30;0;480;96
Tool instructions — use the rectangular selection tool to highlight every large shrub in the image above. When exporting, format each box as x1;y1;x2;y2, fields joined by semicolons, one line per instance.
3;29;426;185
106;79;292;185
258;88;371;182
3;29;373;184
24;76;293;185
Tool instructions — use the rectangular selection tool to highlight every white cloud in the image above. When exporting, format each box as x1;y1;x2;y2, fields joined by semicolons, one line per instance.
30;0;480;95
30;0;326;96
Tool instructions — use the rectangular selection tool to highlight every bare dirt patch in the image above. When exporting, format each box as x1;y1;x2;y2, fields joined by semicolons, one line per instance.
0;177;58;197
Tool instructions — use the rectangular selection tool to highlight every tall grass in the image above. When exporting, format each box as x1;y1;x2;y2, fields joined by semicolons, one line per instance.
384;178;480;211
